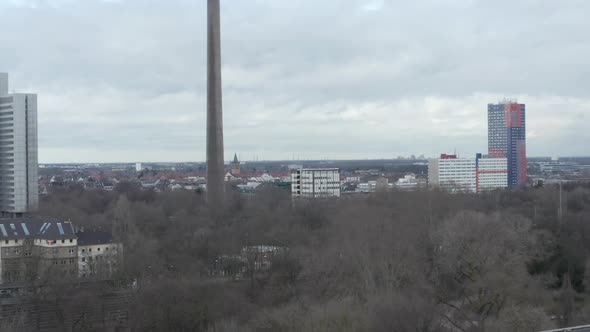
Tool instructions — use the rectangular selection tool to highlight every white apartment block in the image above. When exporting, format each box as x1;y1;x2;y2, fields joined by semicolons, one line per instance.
429;157;477;192
0;73;38;216
477;157;508;192
291;168;341;198
428;154;507;193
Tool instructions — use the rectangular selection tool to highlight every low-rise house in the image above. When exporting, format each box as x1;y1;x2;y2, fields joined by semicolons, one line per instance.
394;174;425;191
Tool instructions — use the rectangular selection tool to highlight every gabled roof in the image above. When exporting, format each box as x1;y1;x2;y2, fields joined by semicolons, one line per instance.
0;217;76;240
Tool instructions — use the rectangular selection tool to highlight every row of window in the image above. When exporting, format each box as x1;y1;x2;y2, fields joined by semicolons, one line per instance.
81;255;114;263
80;246;116;253
52;259;76;265
43;238;75;245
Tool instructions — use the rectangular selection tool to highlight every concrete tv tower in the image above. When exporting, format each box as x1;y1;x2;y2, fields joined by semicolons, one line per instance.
206;0;225;207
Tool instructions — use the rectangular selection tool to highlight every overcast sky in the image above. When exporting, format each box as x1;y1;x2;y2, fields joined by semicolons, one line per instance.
1;0;589;163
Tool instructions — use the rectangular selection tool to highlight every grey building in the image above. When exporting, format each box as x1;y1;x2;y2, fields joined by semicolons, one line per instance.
0;218;78;284
0;73;38;216
77;230;122;279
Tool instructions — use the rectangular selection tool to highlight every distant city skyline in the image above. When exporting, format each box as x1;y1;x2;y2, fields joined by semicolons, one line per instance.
1;1;590;163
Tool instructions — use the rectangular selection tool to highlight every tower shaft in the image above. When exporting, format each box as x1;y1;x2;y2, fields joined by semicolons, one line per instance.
206;0;225;207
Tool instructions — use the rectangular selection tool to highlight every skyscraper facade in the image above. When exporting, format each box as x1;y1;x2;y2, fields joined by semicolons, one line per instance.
0;73;39;216
487;101;526;187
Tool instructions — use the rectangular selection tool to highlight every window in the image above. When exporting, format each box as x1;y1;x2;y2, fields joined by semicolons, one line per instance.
89;248;92;252
81;249;85;253
69;248;75;254
69;259;75;264
69;239;73;243
4;240;7;244
81;257;86;262
14;239;18;244
61;239;65;244
97;247;101;251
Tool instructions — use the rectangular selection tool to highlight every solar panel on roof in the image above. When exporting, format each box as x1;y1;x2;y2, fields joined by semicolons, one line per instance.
9;223;17;236
39;222;49;234
43;223;51;234
21;223;30;236
57;223;64;235
0;224;7;237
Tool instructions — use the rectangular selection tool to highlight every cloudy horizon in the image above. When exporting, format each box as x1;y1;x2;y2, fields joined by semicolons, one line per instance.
1;0;589;163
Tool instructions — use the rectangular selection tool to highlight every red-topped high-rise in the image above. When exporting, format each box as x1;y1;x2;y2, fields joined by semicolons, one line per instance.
487;100;527;187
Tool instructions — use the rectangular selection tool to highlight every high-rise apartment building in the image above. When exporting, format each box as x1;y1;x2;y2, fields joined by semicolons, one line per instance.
0;73;38;216
428;154;507;193
488;101;526;187
291;168;341;198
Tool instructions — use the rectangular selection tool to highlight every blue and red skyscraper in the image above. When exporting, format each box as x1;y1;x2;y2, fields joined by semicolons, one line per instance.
488;101;527;187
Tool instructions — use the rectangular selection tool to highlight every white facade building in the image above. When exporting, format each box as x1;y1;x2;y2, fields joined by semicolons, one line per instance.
477;157;508;192
0;73;38;216
428;154;507;193
344;176;361;183
394;174;421;191
429;157;477;192
291;168;340;198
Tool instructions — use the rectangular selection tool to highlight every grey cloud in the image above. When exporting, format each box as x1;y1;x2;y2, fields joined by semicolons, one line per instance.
1;0;589;162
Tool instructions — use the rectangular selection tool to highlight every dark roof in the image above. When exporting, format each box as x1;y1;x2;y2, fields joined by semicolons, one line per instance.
76;231;115;246
0;217;76;240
